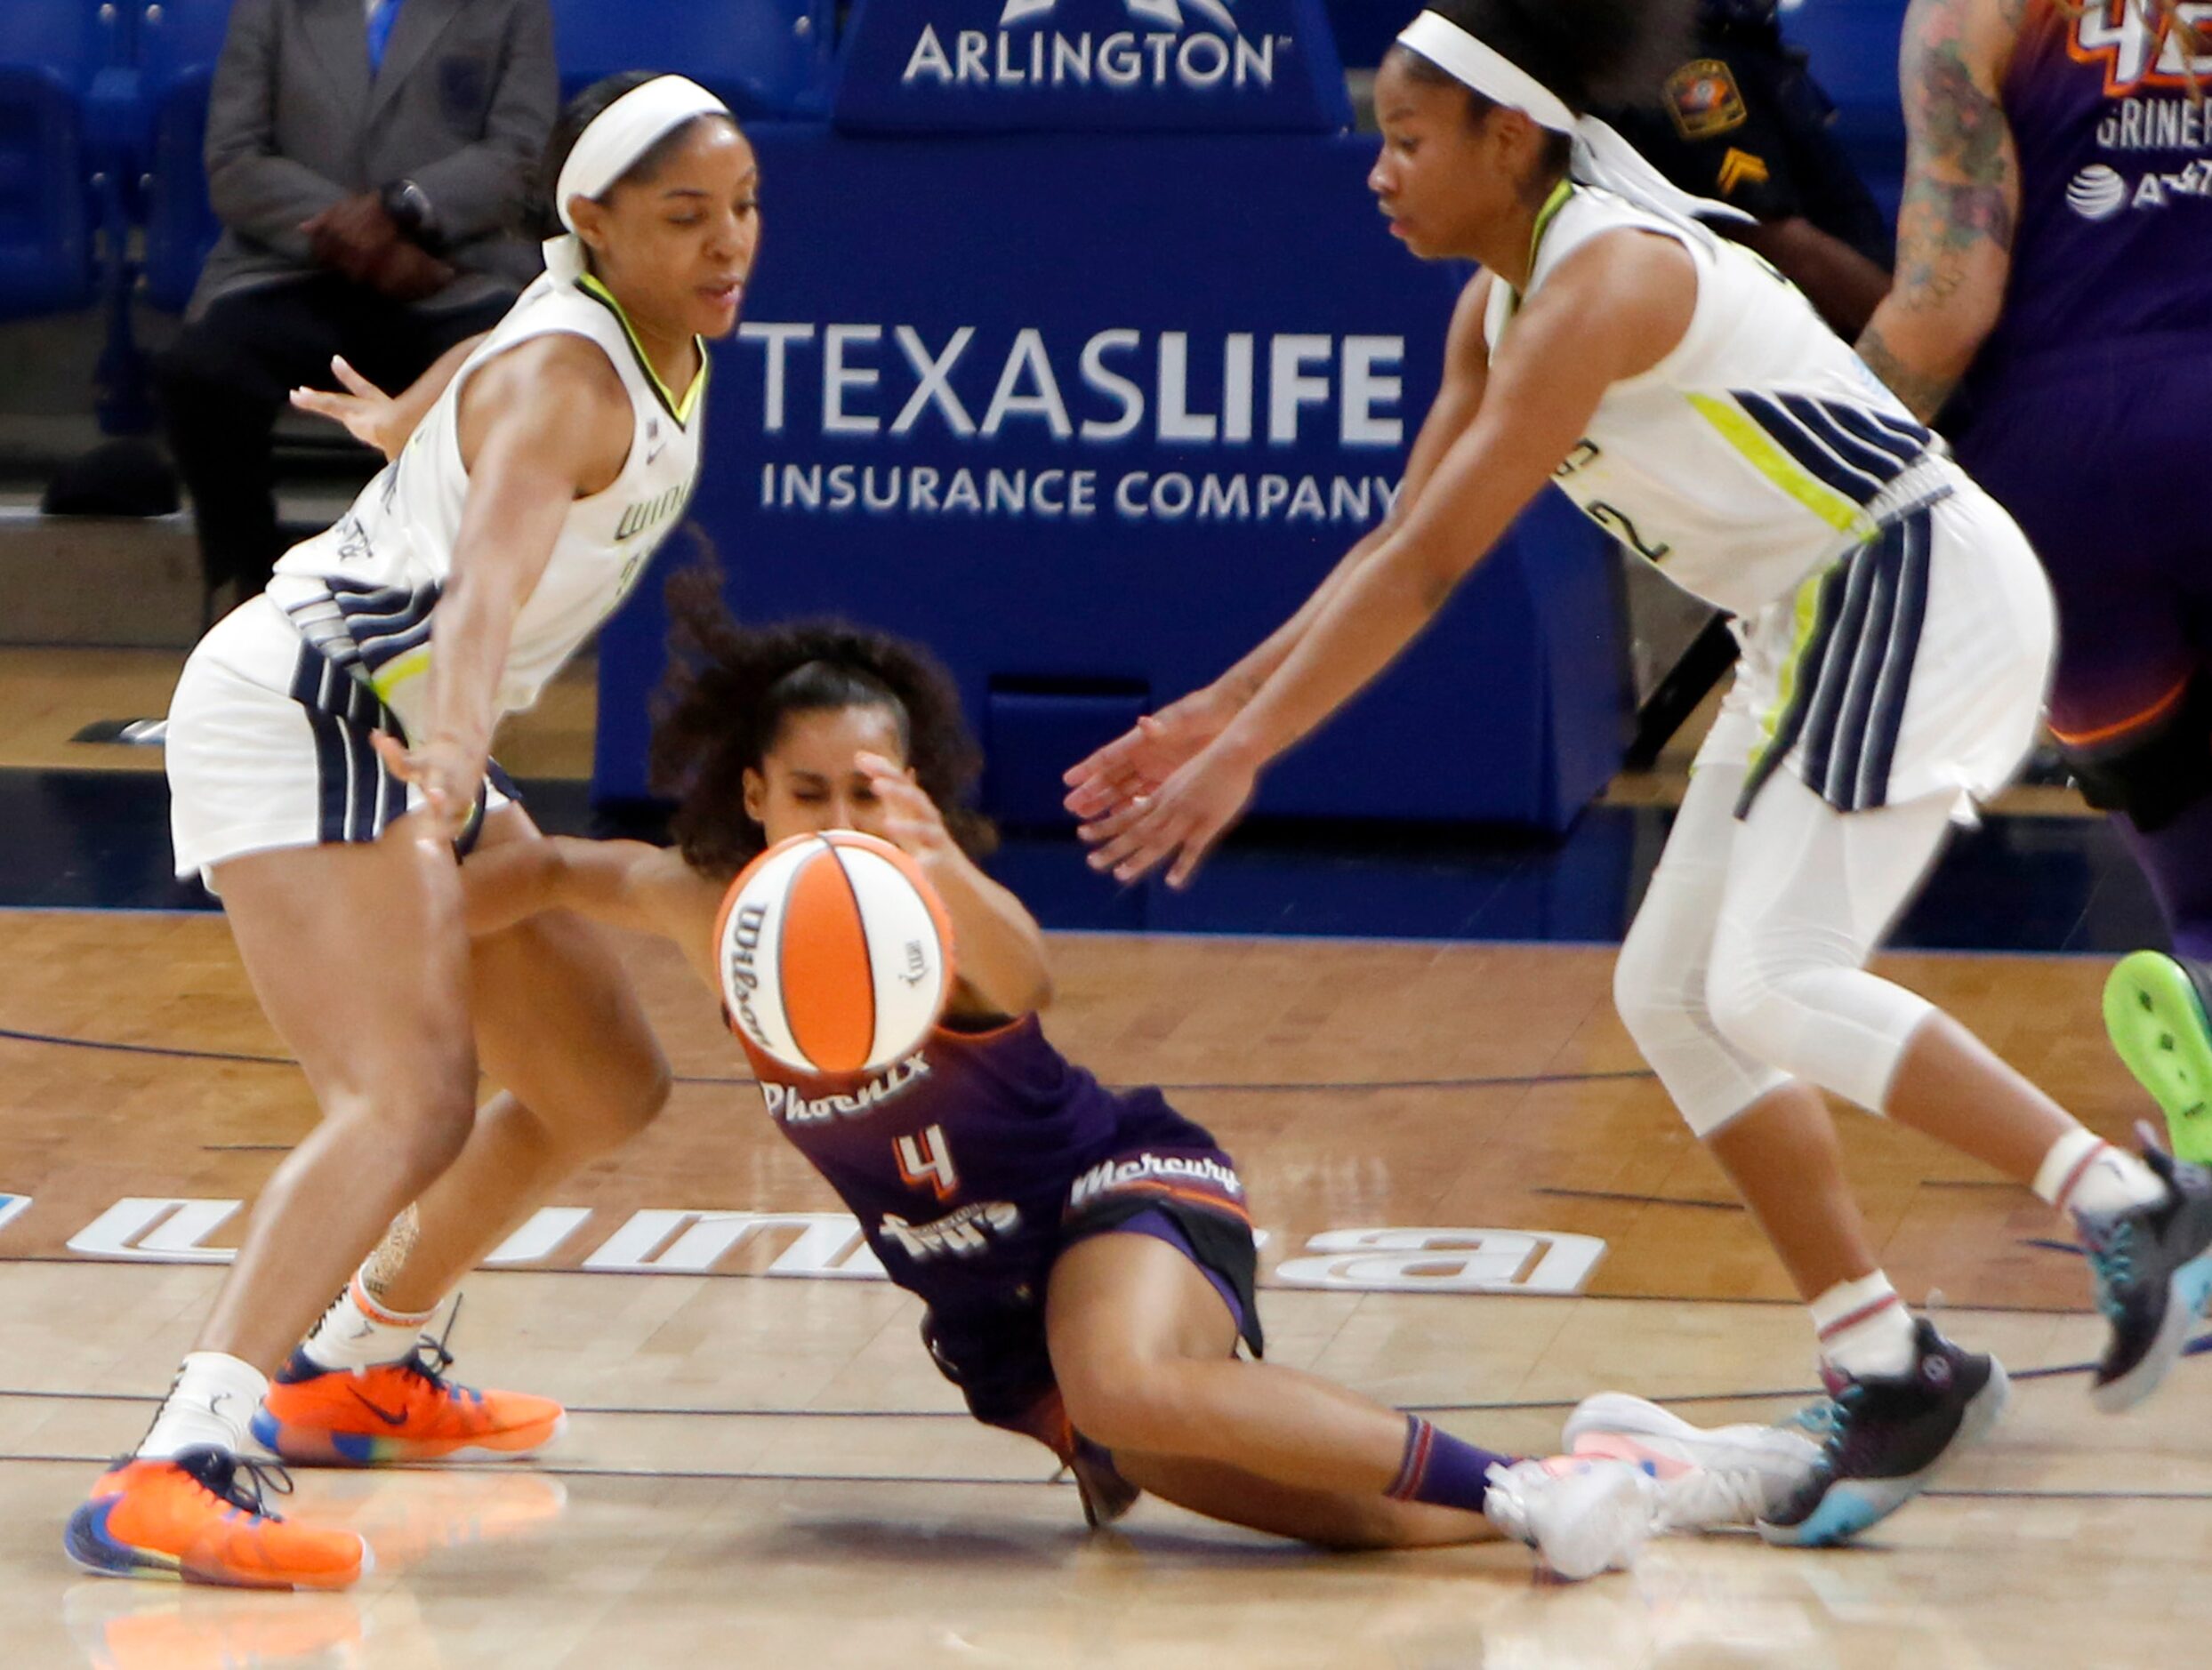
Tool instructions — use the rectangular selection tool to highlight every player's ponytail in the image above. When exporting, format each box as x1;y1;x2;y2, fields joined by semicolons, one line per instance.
1394;0;1694;116
649;541;995;878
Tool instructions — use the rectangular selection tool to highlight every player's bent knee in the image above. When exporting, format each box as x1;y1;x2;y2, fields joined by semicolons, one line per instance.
1057;1361;1196;1456
615;1049;674;1137
321;1074;477;1185
1704;958;1798;1070
1612;943;1693;1055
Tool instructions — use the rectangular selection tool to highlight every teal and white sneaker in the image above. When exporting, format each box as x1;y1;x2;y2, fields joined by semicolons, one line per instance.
2079;1140;2212;1413
1756;1320;2007;1547
2103;950;2212;1165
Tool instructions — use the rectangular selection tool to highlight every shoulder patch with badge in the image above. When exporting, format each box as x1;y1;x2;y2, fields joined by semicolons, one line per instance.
1665;59;1749;140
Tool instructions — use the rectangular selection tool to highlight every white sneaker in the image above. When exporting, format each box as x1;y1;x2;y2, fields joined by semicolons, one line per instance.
1562;1392;1823;1532
1482;1457;1656;1580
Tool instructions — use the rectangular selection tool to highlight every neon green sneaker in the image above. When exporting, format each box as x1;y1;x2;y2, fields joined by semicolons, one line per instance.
2103;950;2212;1164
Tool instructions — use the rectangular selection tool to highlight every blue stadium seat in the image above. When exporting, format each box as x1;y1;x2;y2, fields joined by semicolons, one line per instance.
0;1;117;317
135;0;232;313
546;0;833;119
1780;0;1910;217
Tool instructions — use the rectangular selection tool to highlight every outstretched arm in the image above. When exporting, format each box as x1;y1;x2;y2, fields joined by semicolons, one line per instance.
1063;274;1496;824
289;336;487;461
463;835;727;976
858;753;1055;1017
1854;0;2024;420
1084;232;1696;887
372;336;633;839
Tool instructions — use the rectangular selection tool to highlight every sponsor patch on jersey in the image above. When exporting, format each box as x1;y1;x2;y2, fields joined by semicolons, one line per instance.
1667;58;1749;140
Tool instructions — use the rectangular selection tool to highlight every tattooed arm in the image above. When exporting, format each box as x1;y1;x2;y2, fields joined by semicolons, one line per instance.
1855;0;2024;420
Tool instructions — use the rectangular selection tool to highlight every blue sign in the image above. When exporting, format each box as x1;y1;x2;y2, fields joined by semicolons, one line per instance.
593;126;1629;831
833;0;1355;132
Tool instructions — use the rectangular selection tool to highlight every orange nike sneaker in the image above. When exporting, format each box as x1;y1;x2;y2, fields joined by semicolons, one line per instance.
251;1342;566;1465
63;1449;369;1590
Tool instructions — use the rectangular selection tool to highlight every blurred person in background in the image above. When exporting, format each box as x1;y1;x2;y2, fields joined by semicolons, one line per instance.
1854;0;2212;1161
1597;0;1894;336
157;0;557;613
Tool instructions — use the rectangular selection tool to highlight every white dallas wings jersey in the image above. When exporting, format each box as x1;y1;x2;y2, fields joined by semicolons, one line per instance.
1488;185;1948;621
268;271;707;741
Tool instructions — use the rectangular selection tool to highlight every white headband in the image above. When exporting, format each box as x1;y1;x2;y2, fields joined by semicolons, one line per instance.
1392;11;1754;239
543;75;732;284
1396;11;1574;133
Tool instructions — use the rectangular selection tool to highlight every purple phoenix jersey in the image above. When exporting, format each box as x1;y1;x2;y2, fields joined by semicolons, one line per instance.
737;1013;1251;1318
1969;0;2212;389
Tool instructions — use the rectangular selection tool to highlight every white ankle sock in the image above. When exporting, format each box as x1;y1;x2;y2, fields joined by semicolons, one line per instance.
136;1352;267;1459
301;1274;439;1373
1811;1273;1917;1379
2034;1128;2162;1217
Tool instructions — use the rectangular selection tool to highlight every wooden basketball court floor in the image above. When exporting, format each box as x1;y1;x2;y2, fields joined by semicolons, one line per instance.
0;647;2203;1668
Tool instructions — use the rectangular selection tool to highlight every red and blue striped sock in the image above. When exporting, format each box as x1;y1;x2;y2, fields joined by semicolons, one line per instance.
1385;1414;1518;1513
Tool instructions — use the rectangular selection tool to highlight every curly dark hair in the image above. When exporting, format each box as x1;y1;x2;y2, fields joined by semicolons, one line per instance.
648;555;996;879
1392;0;1697;159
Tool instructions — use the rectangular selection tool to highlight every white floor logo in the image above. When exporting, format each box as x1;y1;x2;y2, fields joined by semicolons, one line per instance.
12;1196;1606;1296
905;0;1283;92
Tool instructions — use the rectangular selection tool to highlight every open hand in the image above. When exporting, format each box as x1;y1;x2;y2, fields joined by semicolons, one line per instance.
1078;740;1258;890
1063;684;1242;830
857;751;957;869
371;731;483;847
291;356;407;459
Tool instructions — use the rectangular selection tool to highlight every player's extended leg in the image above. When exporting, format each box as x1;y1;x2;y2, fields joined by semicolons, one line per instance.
1709;770;2212;1417
1042;1232;1656;1578
255;807;671;1465
68;816;480;1588
1612;759;1997;1546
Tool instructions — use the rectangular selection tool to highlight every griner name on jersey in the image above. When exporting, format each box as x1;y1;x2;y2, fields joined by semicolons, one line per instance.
2098;94;2212;152
760;1053;932;1125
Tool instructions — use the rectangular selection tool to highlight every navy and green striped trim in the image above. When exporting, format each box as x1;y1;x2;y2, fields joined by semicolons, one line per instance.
1736;503;1935;818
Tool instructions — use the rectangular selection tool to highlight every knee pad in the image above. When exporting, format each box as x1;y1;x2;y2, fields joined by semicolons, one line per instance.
1705;953;1931;1115
1613;943;1789;1139
2062;673;2212;833
1704;955;1805;1076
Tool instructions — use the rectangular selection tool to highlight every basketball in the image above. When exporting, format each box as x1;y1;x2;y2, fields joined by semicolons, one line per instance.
714;831;955;1076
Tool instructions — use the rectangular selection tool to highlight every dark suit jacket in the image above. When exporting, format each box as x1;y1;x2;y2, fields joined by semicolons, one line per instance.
190;0;558;318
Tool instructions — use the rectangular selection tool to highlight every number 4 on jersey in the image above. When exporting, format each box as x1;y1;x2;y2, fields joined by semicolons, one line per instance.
895;1125;960;1200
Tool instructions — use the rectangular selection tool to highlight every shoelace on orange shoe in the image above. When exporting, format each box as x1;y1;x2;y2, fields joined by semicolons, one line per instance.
393;1293;468;1405
171;1449;299;1522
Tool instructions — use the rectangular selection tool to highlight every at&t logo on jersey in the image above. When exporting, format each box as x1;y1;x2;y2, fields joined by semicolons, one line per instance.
2068;157;2212;217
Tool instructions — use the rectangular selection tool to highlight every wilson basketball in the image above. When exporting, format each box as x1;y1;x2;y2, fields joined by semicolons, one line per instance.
715;831;955;1076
